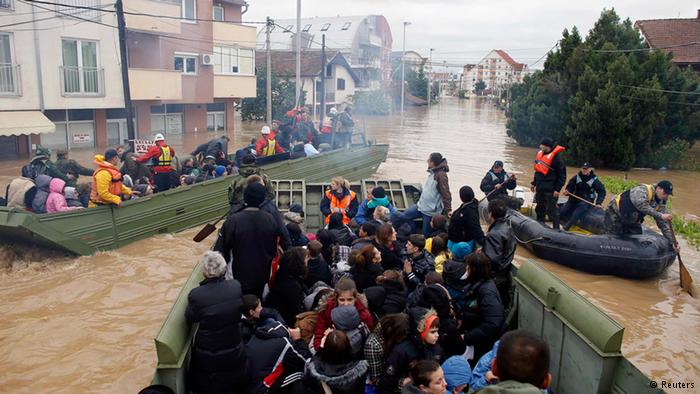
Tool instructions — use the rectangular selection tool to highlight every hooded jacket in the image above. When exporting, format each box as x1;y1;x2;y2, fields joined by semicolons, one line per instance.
417;285;466;358
448;199;485;245
416;159;451;216
245;321;309;394
6;176;36;210
46;178;81;213
313;293;375;350
31;175;52;214
89;155;132;207
305;356;369;394
331;305;370;357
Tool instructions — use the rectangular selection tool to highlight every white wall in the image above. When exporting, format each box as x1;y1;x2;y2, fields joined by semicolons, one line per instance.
333;64;355;105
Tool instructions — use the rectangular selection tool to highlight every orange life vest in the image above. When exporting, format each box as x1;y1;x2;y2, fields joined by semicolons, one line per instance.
89;161;124;205
324;189;356;225
534;145;566;176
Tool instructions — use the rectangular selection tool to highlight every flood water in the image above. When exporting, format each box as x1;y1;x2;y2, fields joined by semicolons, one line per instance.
0;97;698;392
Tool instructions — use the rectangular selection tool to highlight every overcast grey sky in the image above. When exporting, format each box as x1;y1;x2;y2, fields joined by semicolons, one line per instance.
246;0;698;69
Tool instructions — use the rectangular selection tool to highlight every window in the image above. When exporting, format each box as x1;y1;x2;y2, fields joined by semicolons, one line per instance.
0;0;13;11
341;22;351;30
336;78;345;91
326;64;332;78
213;5;223;21
284;24;293;32
321;23;330;31
182;0;195;22
302;24;311;32
61;38;101;95
150;105;183;135
174;54;197;75
213;46;254;75
0;33;19;95
55;0;101;20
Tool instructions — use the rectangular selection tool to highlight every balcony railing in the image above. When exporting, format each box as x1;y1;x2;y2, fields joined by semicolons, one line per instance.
55;0;102;20
60;66;104;96
0;64;21;96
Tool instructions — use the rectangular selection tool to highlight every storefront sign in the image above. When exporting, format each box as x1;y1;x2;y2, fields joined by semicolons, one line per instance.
72;133;92;144
133;139;154;154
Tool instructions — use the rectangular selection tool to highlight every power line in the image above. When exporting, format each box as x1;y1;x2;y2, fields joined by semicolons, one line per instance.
620;94;700;107
528;42;559;67
617;84;700;96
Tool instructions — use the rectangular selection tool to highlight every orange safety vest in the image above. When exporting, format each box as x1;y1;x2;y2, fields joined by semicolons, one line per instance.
89;162;124;205
534;145;566;176
324;189;356;225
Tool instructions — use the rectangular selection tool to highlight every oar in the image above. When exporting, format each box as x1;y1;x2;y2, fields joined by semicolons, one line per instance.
480;175;516;202
668;222;695;297
193;210;229;242
565;192;603;209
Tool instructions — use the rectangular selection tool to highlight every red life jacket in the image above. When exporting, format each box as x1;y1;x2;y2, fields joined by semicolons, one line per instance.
324;189;356;225
534;145;565;176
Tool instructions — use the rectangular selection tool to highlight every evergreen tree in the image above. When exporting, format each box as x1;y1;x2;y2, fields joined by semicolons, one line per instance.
241;67;305;121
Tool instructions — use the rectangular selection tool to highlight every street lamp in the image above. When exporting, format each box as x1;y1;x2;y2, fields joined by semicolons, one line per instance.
400;21;411;114
428;48;434;104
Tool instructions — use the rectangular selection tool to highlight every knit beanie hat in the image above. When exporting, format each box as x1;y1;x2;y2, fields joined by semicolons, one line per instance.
540;138;554;148
244;182;266;207
214;165;226;177
371;186;386;199
442;356;472;392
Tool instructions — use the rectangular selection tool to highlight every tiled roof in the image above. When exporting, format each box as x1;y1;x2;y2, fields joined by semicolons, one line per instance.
635;17;700;64
255;50;360;83
494;49;526;71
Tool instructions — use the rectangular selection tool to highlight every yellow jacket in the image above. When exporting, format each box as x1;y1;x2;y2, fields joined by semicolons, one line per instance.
88;155;132;207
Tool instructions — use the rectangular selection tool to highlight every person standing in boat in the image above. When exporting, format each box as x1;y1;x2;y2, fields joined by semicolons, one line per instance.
604;181;678;251
392;153;452;236
560;162;606;231
227;154;275;205
88;149;133;207
136;134;177;192
335;106;355;149
255;126;286;157
480;161;517;202
530;138;566;230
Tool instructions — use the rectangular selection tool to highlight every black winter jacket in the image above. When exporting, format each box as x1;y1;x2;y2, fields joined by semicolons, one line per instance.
266;270;307;328
375;241;405;271
349;263;383;293
240;307;286;344
482;217;517;273
214;207;284;293
460;279;505;360
305;257;333;288
380;279;408;315
330;225;357;247
305;356;369;394
531;149;566;193
565;171;606;205
480;170;516;201
320;188;359;219
448;199;485;245
404;251;436;291
185;277;247;393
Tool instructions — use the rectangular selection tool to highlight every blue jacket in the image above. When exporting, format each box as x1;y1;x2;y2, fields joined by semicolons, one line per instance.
470;340;499;391
355;198;396;225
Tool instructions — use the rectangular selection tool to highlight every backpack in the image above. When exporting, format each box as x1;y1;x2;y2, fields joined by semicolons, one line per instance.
345;322;370;357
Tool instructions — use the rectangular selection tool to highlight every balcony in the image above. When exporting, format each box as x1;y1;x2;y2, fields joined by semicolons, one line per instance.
0;64;21;96
0;0;14;11
60;66;104;96
213;22;256;44
128;68;182;100
213;74;255;98
54;0;102;21
123;0;181;34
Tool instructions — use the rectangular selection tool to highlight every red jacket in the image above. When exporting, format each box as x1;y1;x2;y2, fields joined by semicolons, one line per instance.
312;296;374;350
137;141;175;173
255;136;285;156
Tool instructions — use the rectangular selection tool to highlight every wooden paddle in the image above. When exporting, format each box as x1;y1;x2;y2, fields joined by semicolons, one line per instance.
480;174;517;202
193;210;229;242
668;222;695;297
564;192;603;209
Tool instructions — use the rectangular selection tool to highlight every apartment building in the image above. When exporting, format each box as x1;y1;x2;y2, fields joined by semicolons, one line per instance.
390;50;427;73
260;15;393;91
0;0;256;157
462;49;528;96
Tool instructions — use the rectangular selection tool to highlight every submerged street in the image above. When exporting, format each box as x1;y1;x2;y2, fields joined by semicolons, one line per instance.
0;97;698;392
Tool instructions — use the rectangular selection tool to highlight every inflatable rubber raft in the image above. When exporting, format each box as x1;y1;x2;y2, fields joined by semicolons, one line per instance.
508;209;676;279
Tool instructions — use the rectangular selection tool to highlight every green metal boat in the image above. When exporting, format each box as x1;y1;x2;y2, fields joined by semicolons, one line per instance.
0;144;389;256
148;180;663;394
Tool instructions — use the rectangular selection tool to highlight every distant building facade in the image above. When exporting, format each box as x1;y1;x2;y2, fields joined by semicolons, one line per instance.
390;50;427;73
635;10;700;73
260;15;393;91
463;49;528;96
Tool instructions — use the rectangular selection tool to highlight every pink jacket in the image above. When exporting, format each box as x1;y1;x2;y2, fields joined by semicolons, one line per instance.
46;178;82;213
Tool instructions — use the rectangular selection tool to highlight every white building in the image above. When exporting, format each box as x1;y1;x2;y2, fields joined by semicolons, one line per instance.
462;50;529;96
259;15;392;91
390;50;426;73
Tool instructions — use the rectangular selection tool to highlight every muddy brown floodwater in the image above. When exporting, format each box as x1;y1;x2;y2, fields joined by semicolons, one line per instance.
0;97;698;393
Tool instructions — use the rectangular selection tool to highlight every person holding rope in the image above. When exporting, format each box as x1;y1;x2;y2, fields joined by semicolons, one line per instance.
560;162;606;231
480;160;517;202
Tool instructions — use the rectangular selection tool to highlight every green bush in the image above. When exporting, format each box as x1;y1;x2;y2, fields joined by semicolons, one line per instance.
599;175;638;195
350;90;391;115
644;139;691;169
458;89;467;99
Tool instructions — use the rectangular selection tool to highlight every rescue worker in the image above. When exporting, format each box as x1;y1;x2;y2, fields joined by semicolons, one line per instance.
530;138;566;230
89;148;132;207
55;149;93;184
320;176;359;225
255;126;285;157
560;162;606;231
604;181;678;251
227;154;275;206
136;133;177;192
480;160;517;201
29;147;72;184
335;106;354;148
319;107;338;145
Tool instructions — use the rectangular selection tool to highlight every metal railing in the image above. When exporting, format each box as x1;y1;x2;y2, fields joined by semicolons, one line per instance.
54;0;102;20
0;64;21;96
60;66;104;96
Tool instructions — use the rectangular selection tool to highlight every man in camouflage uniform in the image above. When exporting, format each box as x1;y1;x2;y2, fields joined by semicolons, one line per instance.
227;154;274;206
55;149;93;183
29;147;72;184
604;180;678;251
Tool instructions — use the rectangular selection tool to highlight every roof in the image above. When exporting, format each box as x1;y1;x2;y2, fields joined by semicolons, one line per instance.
463;64;476;71
494;49;526;71
254;50;360;83
635;15;700;64
258;15;391;51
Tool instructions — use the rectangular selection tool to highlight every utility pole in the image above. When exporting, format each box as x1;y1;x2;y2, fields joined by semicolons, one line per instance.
400;21;410;114
320;34;326;129
427;48;434;105
266;17;273;123
295;0;301;108
115;0;135;140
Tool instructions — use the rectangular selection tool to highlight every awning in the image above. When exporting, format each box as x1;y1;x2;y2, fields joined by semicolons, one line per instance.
0;111;55;137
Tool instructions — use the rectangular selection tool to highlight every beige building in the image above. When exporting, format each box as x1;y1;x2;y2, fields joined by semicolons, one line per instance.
0;0;256;157
462;49;529;96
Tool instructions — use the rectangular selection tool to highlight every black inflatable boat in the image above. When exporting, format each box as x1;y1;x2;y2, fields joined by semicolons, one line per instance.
508;210;676;279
